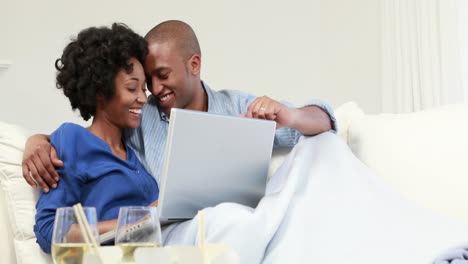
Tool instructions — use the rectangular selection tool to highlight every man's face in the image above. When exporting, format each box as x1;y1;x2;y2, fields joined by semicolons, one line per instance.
145;42;196;116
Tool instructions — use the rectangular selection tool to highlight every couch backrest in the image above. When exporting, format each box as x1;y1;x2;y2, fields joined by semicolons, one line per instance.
344;103;468;224
0;121;51;264
333;101;364;144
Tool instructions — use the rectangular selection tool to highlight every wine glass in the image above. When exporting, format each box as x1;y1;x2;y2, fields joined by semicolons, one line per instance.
115;206;162;263
51;207;99;264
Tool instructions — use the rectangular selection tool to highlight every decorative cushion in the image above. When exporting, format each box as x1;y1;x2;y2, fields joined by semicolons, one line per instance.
333;101;364;144
0;121;50;263
347;104;468;223
14;239;51;264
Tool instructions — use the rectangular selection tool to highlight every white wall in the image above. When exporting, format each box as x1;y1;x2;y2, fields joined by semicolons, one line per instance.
0;0;381;134
459;0;468;102
317;0;381;114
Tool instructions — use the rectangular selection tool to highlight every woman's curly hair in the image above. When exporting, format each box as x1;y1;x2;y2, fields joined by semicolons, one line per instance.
55;23;148;121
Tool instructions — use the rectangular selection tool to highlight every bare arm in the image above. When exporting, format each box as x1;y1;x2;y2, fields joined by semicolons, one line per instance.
97;219;118;234
22;134;63;192
285;105;332;136
244;96;332;136
64;219;118;243
67;200;158;242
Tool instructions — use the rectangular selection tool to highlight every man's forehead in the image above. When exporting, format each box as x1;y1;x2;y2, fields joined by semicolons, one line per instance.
144;58;170;76
146;44;169;67
146;41;186;72
148;41;175;56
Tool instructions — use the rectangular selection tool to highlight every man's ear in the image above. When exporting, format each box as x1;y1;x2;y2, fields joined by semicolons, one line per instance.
187;54;201;75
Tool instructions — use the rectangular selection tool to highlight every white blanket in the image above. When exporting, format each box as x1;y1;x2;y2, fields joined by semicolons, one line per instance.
162;132;468;264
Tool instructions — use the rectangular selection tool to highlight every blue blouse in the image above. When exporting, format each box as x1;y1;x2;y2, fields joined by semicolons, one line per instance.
34;123;159;253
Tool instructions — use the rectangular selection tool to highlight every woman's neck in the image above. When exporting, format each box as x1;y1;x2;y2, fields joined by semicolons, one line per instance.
87;118;126;159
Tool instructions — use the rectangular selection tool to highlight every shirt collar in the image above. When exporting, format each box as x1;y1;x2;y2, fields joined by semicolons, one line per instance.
159;109;169;122
203;81;216;113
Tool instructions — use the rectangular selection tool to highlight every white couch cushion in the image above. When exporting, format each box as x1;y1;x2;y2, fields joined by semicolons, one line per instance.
347;104;468;223
0;121;50;263
0;183;16;264
333;101;364;144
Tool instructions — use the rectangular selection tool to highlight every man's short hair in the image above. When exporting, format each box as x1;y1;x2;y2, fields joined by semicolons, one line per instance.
145;20;201;61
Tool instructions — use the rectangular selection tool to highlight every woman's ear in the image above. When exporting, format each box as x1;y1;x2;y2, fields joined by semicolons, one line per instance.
95;92;106;105
96;94;104;101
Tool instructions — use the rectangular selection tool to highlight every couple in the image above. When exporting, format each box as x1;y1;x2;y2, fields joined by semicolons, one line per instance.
25;20;337;255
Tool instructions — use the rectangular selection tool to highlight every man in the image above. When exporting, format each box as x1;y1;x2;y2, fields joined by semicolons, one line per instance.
22;20;336;192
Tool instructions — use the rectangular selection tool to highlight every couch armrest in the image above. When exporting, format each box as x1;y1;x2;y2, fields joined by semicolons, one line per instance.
0;185;16;264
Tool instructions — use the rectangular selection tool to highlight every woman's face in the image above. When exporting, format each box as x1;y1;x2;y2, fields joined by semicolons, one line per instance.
99;57;147;129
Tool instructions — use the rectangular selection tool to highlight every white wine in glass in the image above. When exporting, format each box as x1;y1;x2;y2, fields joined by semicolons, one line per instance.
51;243;90;264
51;207;99;264
115;206;162;263
119;243;160;263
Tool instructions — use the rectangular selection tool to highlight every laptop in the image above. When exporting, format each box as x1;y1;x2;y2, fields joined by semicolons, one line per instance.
99;108;275;243
158;108;276;224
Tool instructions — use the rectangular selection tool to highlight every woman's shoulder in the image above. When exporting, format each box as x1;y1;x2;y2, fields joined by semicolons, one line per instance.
50;123;89;149
52;122;89;139
54;122;85;133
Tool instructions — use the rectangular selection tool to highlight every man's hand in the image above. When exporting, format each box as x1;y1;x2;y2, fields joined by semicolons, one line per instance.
243;96;332;136
22;134;63;192
242;96;296;129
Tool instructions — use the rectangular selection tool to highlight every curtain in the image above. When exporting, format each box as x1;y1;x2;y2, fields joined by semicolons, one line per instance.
381;0;463;113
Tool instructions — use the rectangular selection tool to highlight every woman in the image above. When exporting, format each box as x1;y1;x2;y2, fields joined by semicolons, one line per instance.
34;23;158;253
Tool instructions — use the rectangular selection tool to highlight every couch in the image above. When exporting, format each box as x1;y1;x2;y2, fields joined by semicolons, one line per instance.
1;102;468;263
